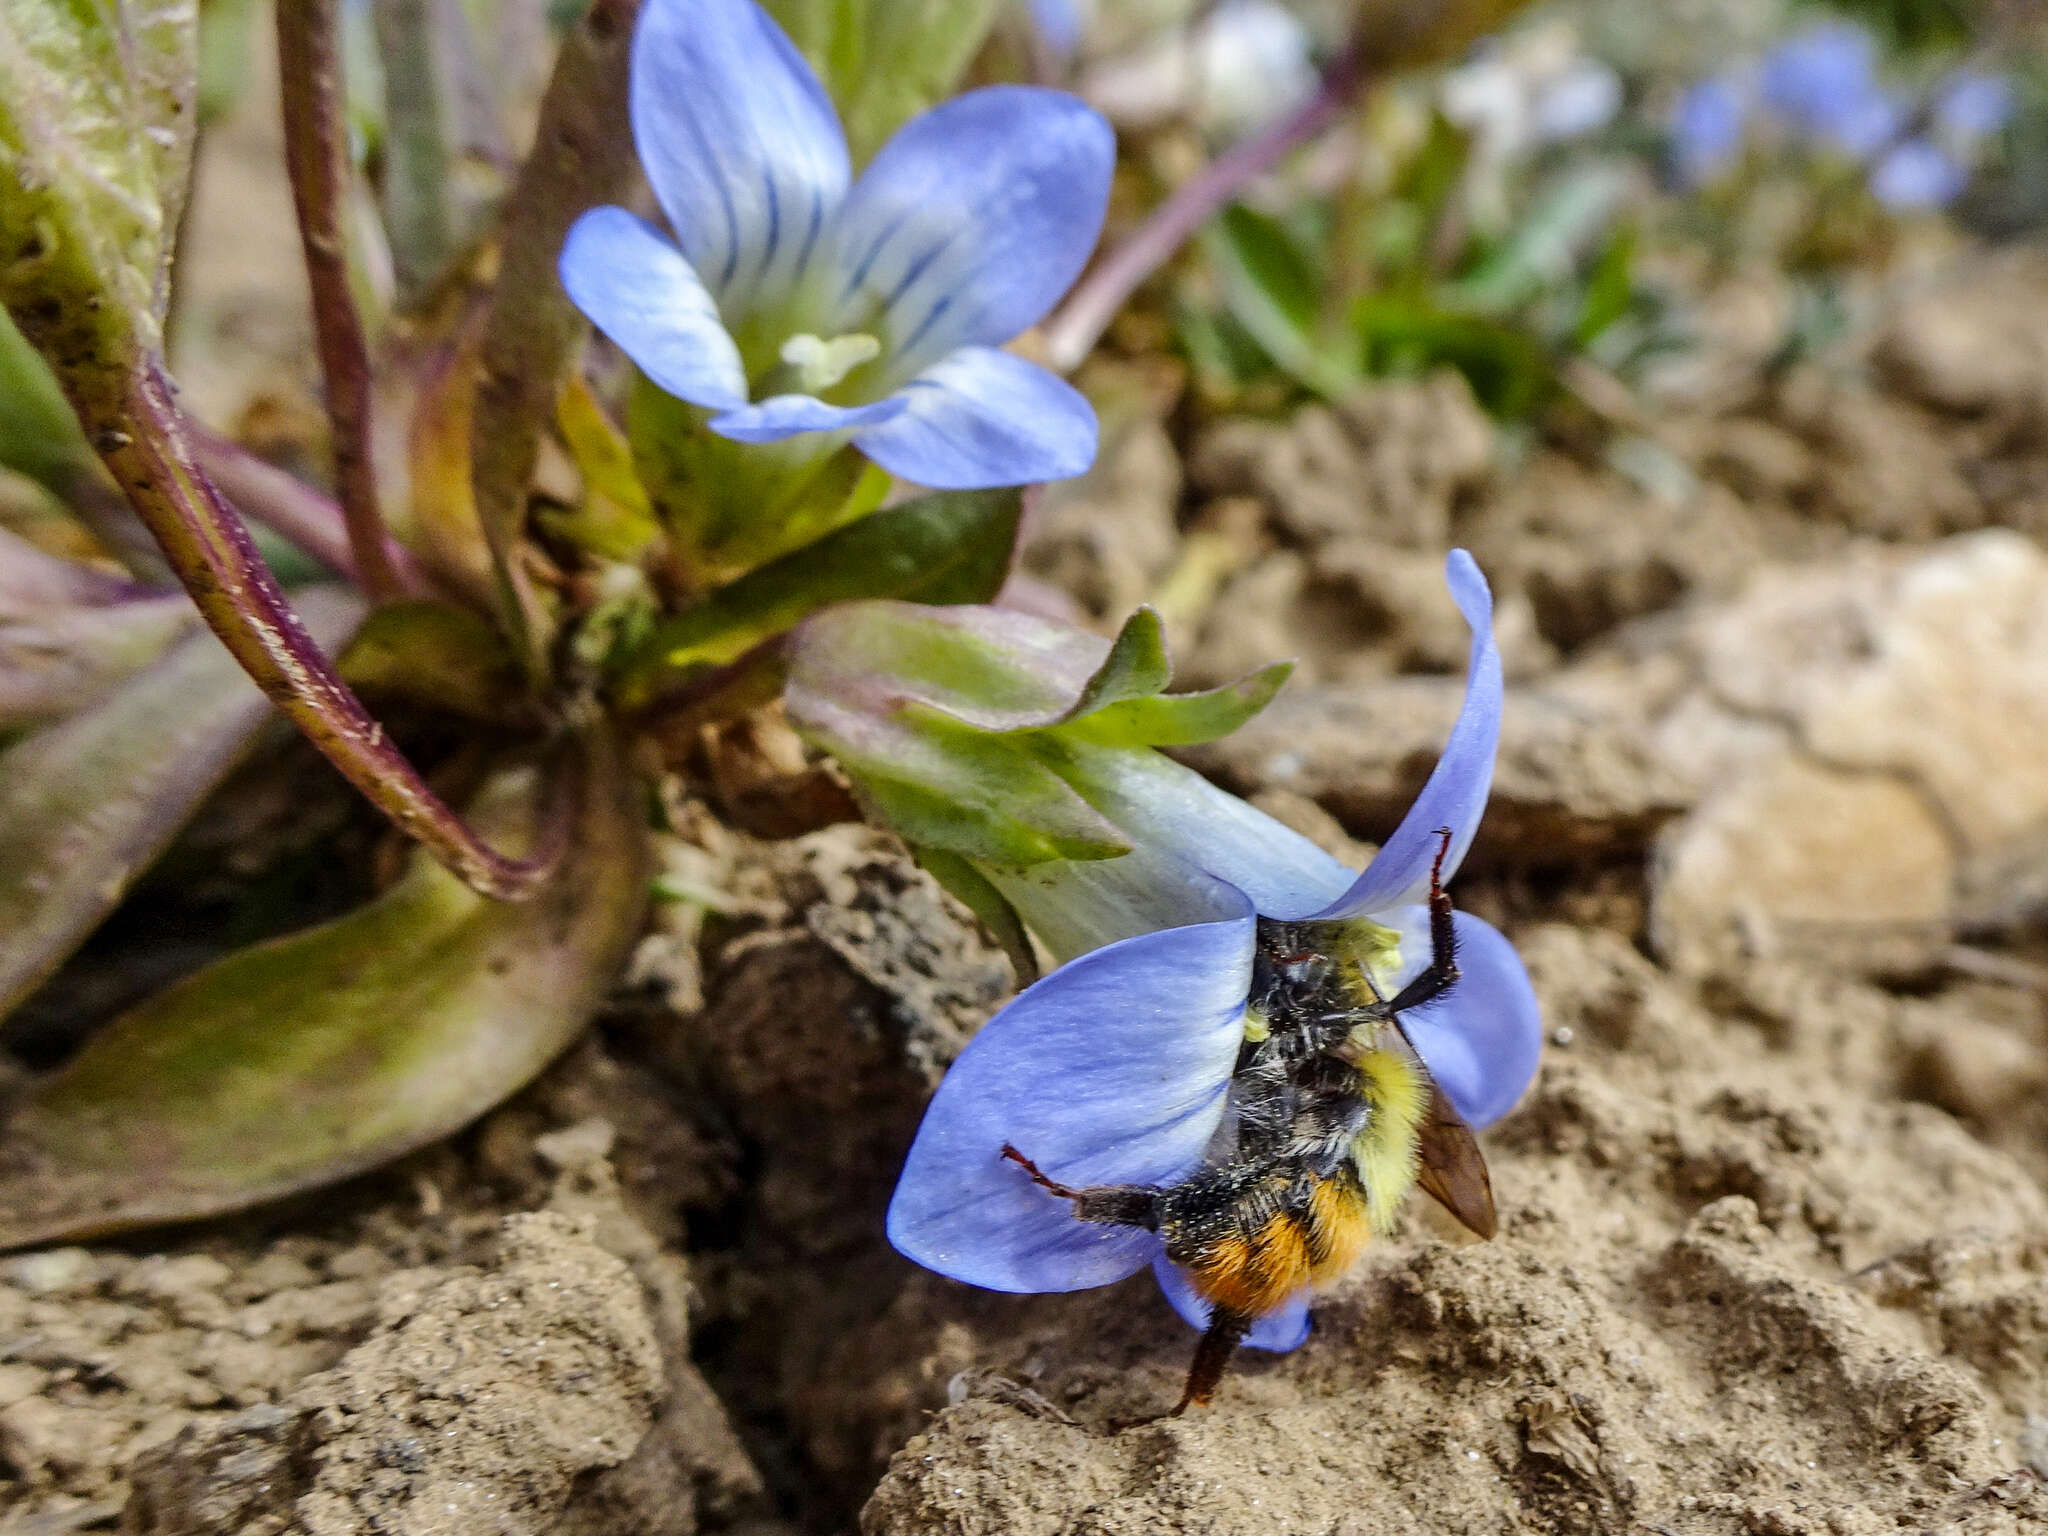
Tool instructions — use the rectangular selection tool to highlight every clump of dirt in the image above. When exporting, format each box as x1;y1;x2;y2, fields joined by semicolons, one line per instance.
0;1046;773;1535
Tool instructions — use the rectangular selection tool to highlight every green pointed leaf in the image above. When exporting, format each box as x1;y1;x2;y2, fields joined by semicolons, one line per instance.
1354;298;1554;418
1064;659;1294;748
1063;608;1171;719
1450;164;1632;319
0;731;651;1248
0;0;197;385
1573;219;1638;349
765;0;998;163
1205;205;1358;400
0;309;97;498
0;587;365;1022
619;487;1021;708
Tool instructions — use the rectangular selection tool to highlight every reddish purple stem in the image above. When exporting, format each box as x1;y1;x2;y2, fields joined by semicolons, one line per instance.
1040;40;1369;373
188;425;439;600
276;0;404;602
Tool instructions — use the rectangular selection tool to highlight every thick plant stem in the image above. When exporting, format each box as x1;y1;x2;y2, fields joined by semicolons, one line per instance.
98;362;566;901
469;0;640;681
189;424;438;600
1040;41;1369;373
277;0;401;602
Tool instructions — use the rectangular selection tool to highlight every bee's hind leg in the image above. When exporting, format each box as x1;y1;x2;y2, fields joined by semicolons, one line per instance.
1000;1144;1163;1229
1110;1306;1251;1430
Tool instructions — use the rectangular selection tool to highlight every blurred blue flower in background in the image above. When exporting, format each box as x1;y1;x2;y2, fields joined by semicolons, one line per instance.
561;0;1114;488
1027;0;1086;59
1669;21;2011;211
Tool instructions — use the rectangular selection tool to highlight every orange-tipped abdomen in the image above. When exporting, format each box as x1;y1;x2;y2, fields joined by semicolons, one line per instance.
1182;1175;1373;1317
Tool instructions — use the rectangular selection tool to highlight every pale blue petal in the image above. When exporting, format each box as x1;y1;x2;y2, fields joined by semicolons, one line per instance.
835;88;1113;373
1312;550;1502;920
1028;0;1084;57
631;0;850;315
1935;72;2012;142
559;208;747;411
1670;74;1749;185
1151;1255;1312;1352
1042;741;1354;924
852;347;1098;488
888;912;1255;1293
1759;23;1876;128
709;392;904;443
1869;139;1968;210
1399;912;1541;1130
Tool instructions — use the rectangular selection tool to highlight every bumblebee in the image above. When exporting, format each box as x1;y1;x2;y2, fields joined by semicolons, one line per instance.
1002;833;1495;1415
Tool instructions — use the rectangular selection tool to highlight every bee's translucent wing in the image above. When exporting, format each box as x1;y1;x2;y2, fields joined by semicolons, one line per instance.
888;911;1255;1293
1150;1255;1313;1352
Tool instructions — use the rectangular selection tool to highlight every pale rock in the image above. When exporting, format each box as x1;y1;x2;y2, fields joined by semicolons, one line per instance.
1649;753;1953;977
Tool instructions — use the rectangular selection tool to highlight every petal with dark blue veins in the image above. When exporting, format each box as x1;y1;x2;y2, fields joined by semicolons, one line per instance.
836;88;1113;374
852;347;1097;489
1400;912;1542;1130
888;910;1256;1293
631;0;850;316
709;392;905;444
1312;549;1502;920
559;208;749;411
1151;1255;1313;1352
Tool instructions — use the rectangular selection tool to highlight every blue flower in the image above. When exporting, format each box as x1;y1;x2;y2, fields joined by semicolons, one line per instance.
559;0;1114;490
1758;21;1903;156
886;552;1542;1352
1026;0;1085;58
1670;23;2010;214
1670;74;1752;185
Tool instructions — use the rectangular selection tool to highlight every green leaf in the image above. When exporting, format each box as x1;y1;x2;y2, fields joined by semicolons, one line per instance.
765;0;999;163
1355;297;1554;418
1065;607;1172;717
618;486;1020;708
1395;112;1475;265
0;587;365;1024
0;308;97;498
546;374;661;563
1064;659;1293;748
1205;205;1358;400
782;600;1291;867
0;0;197;381
1450;165;1632;319
0;731;651;1248
784;603;1130;864
1573;219;1638;349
